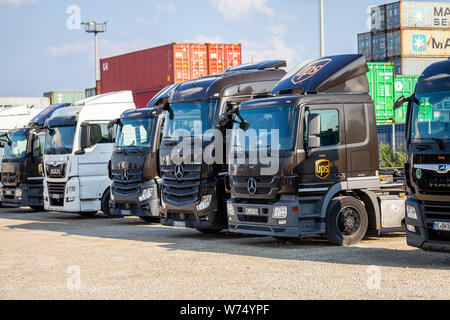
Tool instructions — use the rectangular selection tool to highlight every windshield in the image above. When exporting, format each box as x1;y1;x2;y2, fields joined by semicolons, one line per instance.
3;132;28;159
411;90;450;142
115;117;157;149
45;126;76;155
232;106;298;151
163;100;220;139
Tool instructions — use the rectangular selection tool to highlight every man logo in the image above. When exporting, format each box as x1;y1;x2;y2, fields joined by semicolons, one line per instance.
315;159;330;180
412;34;427;53
175;164;184;181
247;178;257;195
291;58;332;85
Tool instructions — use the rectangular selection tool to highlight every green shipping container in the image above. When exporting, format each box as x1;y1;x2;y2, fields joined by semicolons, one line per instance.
43;91;86;105
366;62;395;123
393;75;419;123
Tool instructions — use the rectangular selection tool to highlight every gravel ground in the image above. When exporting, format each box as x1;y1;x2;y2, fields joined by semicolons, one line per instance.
0;207;449;300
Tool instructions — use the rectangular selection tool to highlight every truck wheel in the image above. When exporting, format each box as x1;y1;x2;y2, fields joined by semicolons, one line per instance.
325;196;368;246
101;190;111;217
78;212;98;217
196;228;223;234
30;205;45;212
139;216;160;223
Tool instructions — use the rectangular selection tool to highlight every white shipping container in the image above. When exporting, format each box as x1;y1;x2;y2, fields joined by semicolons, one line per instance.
401;1;450;29
395;57;448;75
401;29;450;57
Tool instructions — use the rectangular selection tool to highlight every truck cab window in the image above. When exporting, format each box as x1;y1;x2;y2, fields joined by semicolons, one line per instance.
88;123;111;148
305;109;340;147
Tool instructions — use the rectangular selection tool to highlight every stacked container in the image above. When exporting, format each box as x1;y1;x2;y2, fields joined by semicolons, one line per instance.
100;43;242;107
43;91;86;105
358;1;450;75
367;62;395;123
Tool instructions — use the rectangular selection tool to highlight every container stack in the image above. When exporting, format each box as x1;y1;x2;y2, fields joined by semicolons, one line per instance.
100;42;242;108
43;91;86;105
358;1;450;75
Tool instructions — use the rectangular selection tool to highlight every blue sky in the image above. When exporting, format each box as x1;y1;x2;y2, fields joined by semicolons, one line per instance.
0;0;439;96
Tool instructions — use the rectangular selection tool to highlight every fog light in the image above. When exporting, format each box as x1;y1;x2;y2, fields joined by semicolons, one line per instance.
138;188;153;202
66;197;75;203
278;220;287;225
406;205;418;220
197;195;212;211
407;224;416;233
273;206;287;219
227;202;234;216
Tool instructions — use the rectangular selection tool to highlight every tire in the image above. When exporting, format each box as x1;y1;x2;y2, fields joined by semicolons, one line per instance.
78;211;97;217
196;228;223;234
30;205;45;212
139;216;160;223
325;196;368;246
101;189;111;217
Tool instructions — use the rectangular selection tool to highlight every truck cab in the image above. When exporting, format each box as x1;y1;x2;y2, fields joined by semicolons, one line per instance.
1;104;70;210
399;59;450;252
42;91;136;216
226;55;406;245
159;61;287;232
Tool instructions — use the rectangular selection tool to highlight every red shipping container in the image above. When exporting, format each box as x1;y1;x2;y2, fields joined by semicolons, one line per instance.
100;42;242;108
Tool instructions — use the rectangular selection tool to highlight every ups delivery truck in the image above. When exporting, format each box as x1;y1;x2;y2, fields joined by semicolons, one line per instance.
224;55;406;246
159;61;287;233
395;59;450;253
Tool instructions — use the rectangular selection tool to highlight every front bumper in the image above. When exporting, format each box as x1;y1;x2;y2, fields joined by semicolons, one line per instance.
109;182;159;217
43;177;83;213
227;198;322;238
405;197;450;253
1;184;43;208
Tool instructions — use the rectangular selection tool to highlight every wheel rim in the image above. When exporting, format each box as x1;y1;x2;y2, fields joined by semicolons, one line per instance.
336;206;361;236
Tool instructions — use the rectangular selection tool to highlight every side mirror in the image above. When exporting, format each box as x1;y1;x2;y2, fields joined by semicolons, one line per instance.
163;103;174;121
79;124;90;151
393;95;407;110
218;114;230;127
107;118;119;130
308;113;321;149
32;136;41;158
239;120;250;131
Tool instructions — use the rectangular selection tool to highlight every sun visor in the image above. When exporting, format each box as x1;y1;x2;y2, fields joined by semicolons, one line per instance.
27;103;71;127
272;54;369;95
415;60;450;93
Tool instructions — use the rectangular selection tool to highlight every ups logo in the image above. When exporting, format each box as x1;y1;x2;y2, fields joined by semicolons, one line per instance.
291;58;332;85
315;159;330;180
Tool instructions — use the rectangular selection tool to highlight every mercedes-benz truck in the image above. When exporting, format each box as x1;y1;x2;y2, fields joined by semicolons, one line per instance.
159;61;287;233
396;59;450;253
1;104;70;210
225;55;406;246
42;91;136;217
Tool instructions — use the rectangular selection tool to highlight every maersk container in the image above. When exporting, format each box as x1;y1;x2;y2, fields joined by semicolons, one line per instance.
394;75;419;123
43;91;86;105
367;62;395;122
401;29;450;57
100;42;242;108
400;1;450;29
358;32;372;61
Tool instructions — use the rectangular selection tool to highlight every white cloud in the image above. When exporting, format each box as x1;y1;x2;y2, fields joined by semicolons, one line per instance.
0;0;36;6
206;0;275;21
156;2;175;13
191;35;224;43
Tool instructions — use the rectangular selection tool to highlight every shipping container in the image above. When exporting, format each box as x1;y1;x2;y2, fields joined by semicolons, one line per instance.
85;88;96;98
100;42;242;108
386;2;401;30
400;1;450;29
358;32;372;61
371;4;387;32
386;30;401;58
389;56;448;75
43;91;86;105
393;75;419;123
367;62;395;122
372;32;387;61
400;29;450;57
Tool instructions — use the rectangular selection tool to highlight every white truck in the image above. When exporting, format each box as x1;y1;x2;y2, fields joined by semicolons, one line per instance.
42;91;136;216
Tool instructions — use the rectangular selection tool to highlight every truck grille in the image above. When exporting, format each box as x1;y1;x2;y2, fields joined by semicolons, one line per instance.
421;201;450;243
1;172;18;186
161;165;201;205
48;182;66;206
232;176;280;198
111;169;143;197
416;170;450;195
45;164;67;179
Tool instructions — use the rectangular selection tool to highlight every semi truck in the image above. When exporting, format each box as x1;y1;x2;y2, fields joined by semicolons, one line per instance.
224;55;406;246
395;59;450;253
107;85;177;221
159;61;287;232
0;104;70;210
42;91;136;217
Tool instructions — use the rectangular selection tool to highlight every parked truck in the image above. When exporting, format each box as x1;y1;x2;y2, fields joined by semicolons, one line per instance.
42;91;136;216
159;61;287;232
0;104;70;210
224;55;406;246
107;85;177;221
395;59;450;252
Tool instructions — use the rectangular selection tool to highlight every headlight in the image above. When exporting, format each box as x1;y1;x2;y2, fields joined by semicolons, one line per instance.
67;186;76;193
273;206;288;219
406;224;416;233
138;188;153;202
227;202;234;216
15;189;22;198
197;195;212;211
66;197;75;203
406;205;418;220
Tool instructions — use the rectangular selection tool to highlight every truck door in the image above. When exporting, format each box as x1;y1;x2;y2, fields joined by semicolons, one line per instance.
78;122;113;201
296;104;347;190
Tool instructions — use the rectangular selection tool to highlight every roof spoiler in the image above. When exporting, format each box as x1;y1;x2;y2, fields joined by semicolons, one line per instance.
225;60;287;72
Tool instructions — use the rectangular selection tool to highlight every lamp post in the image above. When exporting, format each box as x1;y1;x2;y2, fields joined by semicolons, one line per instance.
81;21;107;86
320;0;325;57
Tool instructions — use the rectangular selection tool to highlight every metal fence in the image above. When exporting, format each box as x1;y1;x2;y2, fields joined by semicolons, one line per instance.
377;124;406;151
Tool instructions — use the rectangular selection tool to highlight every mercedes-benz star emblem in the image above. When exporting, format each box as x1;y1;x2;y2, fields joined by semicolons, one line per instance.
175;164;184;181
439;165;447;172
122;169;129;183
248;178;257;195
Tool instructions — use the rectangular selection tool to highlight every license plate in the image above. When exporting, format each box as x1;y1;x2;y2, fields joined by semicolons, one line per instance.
433;221;450;232
172;221;185;228
244;208;259;216
121;210;131;216
50;193;61;199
